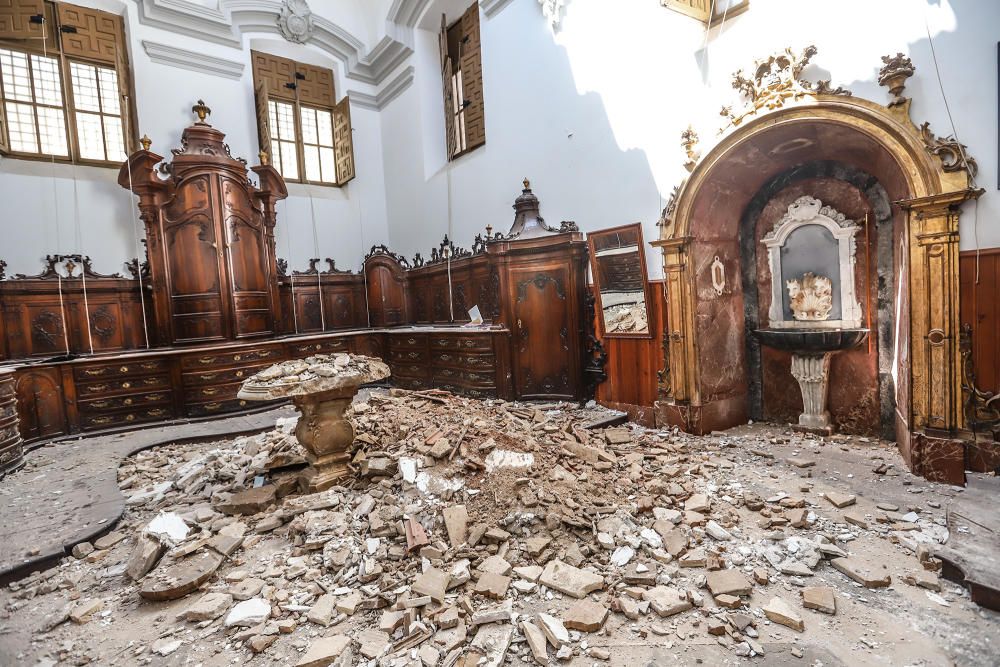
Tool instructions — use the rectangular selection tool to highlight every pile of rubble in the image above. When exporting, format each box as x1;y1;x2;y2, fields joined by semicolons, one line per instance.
3;389;973;666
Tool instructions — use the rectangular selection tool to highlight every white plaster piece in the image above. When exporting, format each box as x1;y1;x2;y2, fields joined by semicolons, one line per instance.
762;196;861;329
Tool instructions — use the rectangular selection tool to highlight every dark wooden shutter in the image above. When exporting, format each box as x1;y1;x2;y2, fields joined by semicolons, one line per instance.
439;14;456;161
0;0;44;39
252;51;296;101
55;3;120;64
253;80;272;161
333;96;355;185
458;3;485;151
296;62;335;107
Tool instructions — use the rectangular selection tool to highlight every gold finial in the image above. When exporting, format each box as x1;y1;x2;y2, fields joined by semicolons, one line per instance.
139;134;152;151
522;177;530;190
258;149;269;166
192;99;211;124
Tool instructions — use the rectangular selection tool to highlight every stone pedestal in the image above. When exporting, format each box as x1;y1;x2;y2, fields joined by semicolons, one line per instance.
238;353;391;493
790;353;833;434
293;387;357;492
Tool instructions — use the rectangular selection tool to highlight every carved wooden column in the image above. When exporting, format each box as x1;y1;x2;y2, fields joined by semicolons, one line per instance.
899;189;981;435
651;236;698;427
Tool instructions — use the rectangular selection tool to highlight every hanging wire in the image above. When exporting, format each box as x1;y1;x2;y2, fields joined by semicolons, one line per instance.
71;168;94;354
307;189;326;329
923;10;980;282
280;199;300;334
39;17;71;356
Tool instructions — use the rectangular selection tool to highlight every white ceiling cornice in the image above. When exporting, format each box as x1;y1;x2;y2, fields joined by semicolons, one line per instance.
142;40;246;79
132;0;513;88
347;65;415;111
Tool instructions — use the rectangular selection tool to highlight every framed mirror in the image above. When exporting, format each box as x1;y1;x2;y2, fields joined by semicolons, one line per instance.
588;223;653;338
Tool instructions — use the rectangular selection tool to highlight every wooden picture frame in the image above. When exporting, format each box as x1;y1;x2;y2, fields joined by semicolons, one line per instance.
587;222;654;339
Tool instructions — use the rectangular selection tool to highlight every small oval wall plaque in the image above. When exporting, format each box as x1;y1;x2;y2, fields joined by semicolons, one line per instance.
711;256;725;295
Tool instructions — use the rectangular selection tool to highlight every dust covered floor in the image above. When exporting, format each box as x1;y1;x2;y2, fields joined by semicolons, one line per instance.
1;389;997;666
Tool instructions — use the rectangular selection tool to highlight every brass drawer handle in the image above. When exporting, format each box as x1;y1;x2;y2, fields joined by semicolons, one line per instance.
143;378;160;386
119;366;129;373
90;400;110;409
199;374;217;381
407;338;417;345
123;398;133;406
235;370;245;378
148;409;167;417
234;354;242;361
122;382;131;389
202;388;219;396
84;369;103;376
88;384;109;392
204;402;221;411
146;394;165;401
124;414;135;422
91;416;112;425
141;362;159;370
199;356;215;365
239;400;247;407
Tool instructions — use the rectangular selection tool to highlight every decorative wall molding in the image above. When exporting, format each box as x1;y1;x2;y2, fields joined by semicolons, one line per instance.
142;40;246;79
481;0;516;18
347;66;414;111
133;0;515;87
276;0;313;43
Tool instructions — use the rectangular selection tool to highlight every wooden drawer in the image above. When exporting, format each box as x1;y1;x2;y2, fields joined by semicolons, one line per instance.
390;361;429;380
430;350;496;369
77;391;172;415
388;334;427;350
185;382;241;403
180;347;281;370
186;397;255;417
74;358;168;382
182;363;273;387
389;349;427;363
81;407;173;430
437;384;497;399
288;338;350;356
392;376;431;391
428;335;494;352
432;367;497;387
77;375;170;397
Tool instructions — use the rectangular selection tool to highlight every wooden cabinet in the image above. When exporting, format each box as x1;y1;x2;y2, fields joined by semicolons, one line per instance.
180;346;285;417
119;109;287;347
365;249;409;327
14;367;66;442
0;369;23;474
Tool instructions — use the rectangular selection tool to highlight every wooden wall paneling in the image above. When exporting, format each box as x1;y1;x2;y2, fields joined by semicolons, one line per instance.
960;249;1000;394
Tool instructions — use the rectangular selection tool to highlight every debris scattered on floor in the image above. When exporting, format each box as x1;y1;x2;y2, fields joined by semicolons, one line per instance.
2;389;993;666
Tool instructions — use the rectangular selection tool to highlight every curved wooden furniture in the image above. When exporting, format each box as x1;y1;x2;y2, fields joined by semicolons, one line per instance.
0;368;23;475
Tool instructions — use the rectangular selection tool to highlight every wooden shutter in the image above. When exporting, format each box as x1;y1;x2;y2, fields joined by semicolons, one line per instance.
0;0;44;39
252;51;296;101
438;14;456;161
56;2;120;64
333;96;355;185
0;98;9;153
296;62;335;107
253;81;272;160
660;0;711;23
458;3;485;151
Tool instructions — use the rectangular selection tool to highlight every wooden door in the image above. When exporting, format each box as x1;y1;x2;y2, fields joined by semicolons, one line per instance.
14;368;66;442
161;174;226;343
220;176;274;338
511;266;575;399
367;264;406;327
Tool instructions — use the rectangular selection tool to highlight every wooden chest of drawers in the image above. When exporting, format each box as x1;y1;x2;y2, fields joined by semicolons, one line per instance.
180;346;286;417
0;368;23;474
72;359;177;426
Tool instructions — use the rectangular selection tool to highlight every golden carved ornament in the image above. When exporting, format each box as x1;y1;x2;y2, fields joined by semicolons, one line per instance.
139;134;152;151
877;52;915;107
192;99;211;124
681;125;700;173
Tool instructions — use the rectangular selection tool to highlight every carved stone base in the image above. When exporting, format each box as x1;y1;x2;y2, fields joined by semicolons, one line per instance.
292;387;357;493
790;353;833;434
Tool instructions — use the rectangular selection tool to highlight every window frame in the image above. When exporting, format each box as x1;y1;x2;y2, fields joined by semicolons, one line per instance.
251;51;349;188
0;0;137;167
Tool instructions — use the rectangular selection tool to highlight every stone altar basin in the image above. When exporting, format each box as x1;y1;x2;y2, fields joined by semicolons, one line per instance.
753;328;869;434
753;327;869;353
238;354;390;491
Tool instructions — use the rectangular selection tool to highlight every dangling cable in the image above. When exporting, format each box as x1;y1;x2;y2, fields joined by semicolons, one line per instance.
120;91;151;349
923;9;980;281
308;189;326;330
280;199;300;334
72;169;94;354
39;17;71;355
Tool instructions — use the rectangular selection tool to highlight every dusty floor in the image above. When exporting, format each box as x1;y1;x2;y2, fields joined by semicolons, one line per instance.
0;390;997;667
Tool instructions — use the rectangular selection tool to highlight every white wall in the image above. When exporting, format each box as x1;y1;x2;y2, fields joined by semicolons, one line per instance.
0;0;389;277
379;0;1000;277
1;0;996;280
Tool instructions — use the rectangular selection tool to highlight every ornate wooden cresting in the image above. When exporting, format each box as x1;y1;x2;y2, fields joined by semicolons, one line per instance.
653;46;982;483
118;101;288;346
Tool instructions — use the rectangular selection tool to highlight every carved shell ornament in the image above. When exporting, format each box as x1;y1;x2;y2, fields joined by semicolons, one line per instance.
787;272;834;321
277;0;313;44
